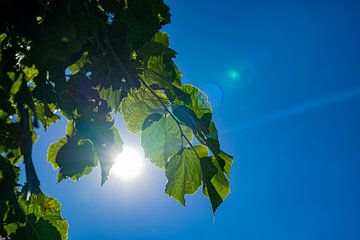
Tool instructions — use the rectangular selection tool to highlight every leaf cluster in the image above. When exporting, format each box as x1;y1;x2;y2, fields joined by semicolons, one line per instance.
0;0;233;238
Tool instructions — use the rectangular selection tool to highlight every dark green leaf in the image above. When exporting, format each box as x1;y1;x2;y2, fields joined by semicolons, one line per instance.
0;155;19;201
18;192;68;240
52;137;96;181
11;214;62;240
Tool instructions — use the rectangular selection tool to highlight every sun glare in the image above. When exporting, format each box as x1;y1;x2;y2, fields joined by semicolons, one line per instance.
111;146;144;181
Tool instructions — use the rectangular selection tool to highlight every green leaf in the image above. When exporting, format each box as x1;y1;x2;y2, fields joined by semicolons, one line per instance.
23;65;39;82
0;32;7;61
4;222;18;236
0;0;233;223
18;192;68;240
153;31;170;47
47;138;67;170
142;112;162;130
0;155;20;200
0;32;7;45
219;150;233;178
50;137;96;181
68;51;90;75
177;84;212;119
65;121;74;136
122;0;170;48
165;145;208;205
141;115;192;168
120;87;166;133
99;87;123;112
172;104;227;171
110;126;123;153
76;117;114;148
99;127;123;185
140;55;181;87
34;102;60;130
10;74;23;95
137;41;177;62
11;214;62;240
200;156;231;213
28;9;88;65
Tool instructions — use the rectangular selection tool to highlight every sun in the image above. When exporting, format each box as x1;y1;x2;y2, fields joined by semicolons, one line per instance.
111;146;144;181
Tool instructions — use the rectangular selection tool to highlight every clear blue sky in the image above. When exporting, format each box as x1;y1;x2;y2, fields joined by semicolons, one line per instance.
31;0;360;239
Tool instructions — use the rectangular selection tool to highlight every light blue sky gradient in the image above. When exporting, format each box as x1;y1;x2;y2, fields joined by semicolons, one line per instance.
30;0;360;239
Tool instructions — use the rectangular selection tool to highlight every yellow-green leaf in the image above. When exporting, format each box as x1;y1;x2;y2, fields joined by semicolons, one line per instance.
141;115;192;168
165;145;208;205
120;87;166;133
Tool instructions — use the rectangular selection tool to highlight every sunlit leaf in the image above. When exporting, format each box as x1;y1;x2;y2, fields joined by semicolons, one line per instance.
0;0;233;233
140;55;180;88
47;138;67;170
200;155;232;213
165;145;208;205
10;74;23;95
68;52;90;75
23;65;39;82
120;87;166;133
153;31;170;47
141;115;192;168
98;126;123;185
34;101;60;130
177;84;212;119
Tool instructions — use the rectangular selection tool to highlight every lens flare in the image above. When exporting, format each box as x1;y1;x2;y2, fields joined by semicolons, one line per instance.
228;69;240;79
224;58;255;89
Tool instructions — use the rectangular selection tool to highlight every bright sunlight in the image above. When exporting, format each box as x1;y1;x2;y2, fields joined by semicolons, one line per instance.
111;146;144;181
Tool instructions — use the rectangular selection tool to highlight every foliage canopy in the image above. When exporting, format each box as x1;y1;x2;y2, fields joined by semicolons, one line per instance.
0;0;233;238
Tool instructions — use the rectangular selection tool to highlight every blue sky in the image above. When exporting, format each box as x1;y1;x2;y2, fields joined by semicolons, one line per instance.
31;0;360;239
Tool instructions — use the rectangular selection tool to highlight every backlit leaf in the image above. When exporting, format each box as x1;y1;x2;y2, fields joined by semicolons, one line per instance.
165;145;208;205
120;87;166;133
51;137;96;181
141;115;192;168
0;0;233;231
98;127;123;185
177;84;212;119
200;155;232;213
